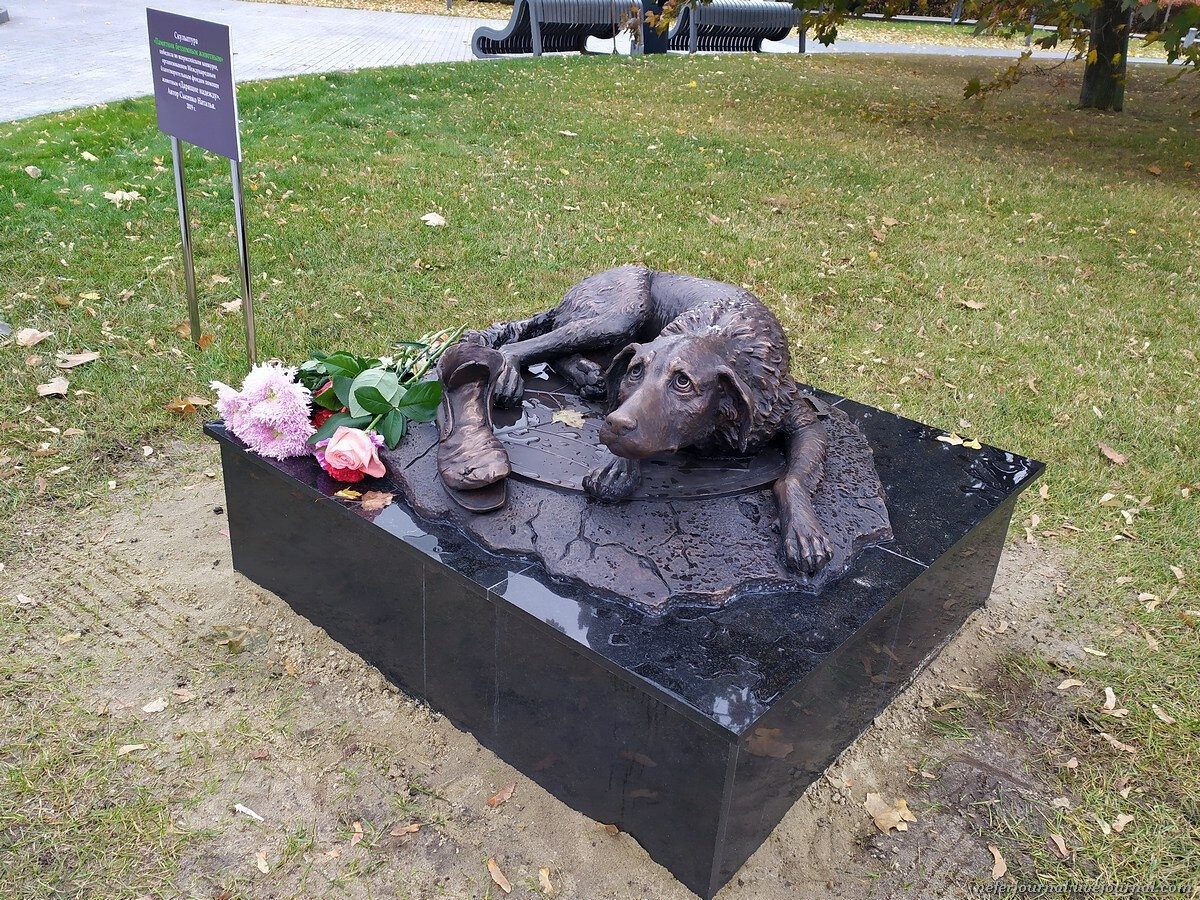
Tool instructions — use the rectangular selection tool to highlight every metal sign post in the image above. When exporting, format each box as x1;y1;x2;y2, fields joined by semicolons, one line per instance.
147;8;257;368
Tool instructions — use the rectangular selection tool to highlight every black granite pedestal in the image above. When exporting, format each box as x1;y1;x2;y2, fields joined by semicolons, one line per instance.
205;396;1041;900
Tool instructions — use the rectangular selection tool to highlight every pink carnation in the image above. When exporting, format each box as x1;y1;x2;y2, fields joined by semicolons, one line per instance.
211;362;315;459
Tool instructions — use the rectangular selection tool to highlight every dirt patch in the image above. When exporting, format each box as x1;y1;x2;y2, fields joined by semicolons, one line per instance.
3;442;1081;899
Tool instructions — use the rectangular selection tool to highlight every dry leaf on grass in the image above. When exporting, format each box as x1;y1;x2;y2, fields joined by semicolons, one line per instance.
1049;833;1070;858
864;793;917;834
220;299;243;313
988;844;1007;880
55;351;100;369
1056;679;1085;691
1098;442;1128;465
958;299;987;310
421;212;447;227
164;396;212;414
1169;564;1185;582
487;858;512;894
390;822;421;836
486;781;517;808
141;697;168;713
255;849;269;874
539;867;555;895
1102;687;1118;711
1112;813;1135;833
24;165;41;179
16;328;52;347
1099;732;1137;754
1151;704;1176;725
116;743;148;756
359;491;394;512
552;409;585;428
350;821;364;846
37;376;69;397
1082;647;1108;657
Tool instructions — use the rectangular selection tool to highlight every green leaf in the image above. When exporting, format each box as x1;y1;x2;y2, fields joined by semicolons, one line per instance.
313;380;342;410
348;369;400;417
354;386;395;416
307;411;372;446
378;409;407;450
332;374;355;407
396;380;442;423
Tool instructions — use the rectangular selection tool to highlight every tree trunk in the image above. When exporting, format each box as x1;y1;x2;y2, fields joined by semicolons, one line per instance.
1079;0;1133;111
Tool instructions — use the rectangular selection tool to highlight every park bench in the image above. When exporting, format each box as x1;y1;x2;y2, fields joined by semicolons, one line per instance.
667;0;807;53
472;0;627;57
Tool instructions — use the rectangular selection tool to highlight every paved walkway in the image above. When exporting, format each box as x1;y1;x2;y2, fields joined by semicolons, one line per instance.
0;0;1166;123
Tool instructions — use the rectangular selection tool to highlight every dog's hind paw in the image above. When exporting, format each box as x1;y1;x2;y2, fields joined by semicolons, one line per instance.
583;454;641;501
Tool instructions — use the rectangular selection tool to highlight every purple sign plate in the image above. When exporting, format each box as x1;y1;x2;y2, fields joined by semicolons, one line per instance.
147;8;241;161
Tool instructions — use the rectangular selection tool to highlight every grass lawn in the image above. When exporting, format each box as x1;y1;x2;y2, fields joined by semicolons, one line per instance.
1;52;1197;892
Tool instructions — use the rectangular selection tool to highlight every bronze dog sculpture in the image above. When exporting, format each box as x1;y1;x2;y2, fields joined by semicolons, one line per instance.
439;265;834;574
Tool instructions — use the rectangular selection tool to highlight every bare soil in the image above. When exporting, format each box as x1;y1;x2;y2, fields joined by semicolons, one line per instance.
5;442;1085;899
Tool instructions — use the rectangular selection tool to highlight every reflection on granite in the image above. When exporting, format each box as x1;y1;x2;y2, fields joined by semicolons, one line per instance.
205;394;1042;900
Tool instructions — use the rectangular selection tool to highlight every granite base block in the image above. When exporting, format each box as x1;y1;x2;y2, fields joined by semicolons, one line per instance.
205;398;1041;900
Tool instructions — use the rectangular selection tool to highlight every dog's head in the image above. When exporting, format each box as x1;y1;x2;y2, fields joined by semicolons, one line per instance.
598;334;754;459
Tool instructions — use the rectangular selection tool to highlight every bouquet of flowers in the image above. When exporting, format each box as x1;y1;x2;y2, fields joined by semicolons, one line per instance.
212;326;462;482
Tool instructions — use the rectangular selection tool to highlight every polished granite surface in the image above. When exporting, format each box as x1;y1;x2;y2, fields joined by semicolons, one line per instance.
205;395;1041;898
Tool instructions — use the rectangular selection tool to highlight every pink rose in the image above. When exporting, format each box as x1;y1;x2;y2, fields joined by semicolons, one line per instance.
315;426;385;482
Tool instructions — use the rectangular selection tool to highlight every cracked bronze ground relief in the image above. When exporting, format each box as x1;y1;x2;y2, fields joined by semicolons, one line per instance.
413;266;893;610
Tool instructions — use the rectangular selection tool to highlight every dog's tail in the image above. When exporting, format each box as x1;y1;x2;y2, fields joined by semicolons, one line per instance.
462;308;557;349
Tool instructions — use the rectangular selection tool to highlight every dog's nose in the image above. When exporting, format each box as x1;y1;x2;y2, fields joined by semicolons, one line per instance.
604;410;636;436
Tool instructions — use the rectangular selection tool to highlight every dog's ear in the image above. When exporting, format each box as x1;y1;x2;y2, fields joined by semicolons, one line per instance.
604;343;639;410
716;366;755;453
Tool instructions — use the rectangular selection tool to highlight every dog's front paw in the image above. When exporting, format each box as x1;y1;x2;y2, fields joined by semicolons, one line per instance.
782;513;833;575
493;353;525;407
557;355;605;400
583;455;641;501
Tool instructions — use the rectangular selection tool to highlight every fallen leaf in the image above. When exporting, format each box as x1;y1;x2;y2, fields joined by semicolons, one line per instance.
1151;704;1176;725
1057;678;1085;691
37;376;69;397
335;488;363;500
25;165;41;178
1082;647;1108;657
16;328;52;347
1064;756;1079;769
1050;796;1072;809
1146;164;1162;176
58;631;81;644
559;130;577;137
211;273;231;284
26;355;43;366
864;793;917;834
539;866;555;895
421;212;446;227
390;822;421;836
103;189;143;209
142;446;154;458
963;438;982;450
255;849;269;874
881;216;899;227
1102;687;1117;711
958;299;987;310
1098;443;1127;466
220;299;243;313
350;821;363;846
937;432;964;446
326;846;342;858
1049;833;1070;858
1099;732;1137;754
81;150;99;162
164;396;212;414
1095;815;1112;836
487;781;517;808
988;844;1007;880
602;823;620;836
198;334;214;350
141;697;169;713
55;351;100;369
116;743;148;756
1111;813;1134;833
1169;565;1185;582
487;858;512;894
359;491;394;512
551;409;585;428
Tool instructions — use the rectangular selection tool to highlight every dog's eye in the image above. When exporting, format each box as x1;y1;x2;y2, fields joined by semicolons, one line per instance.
627;361;644;380
672;372;693;392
